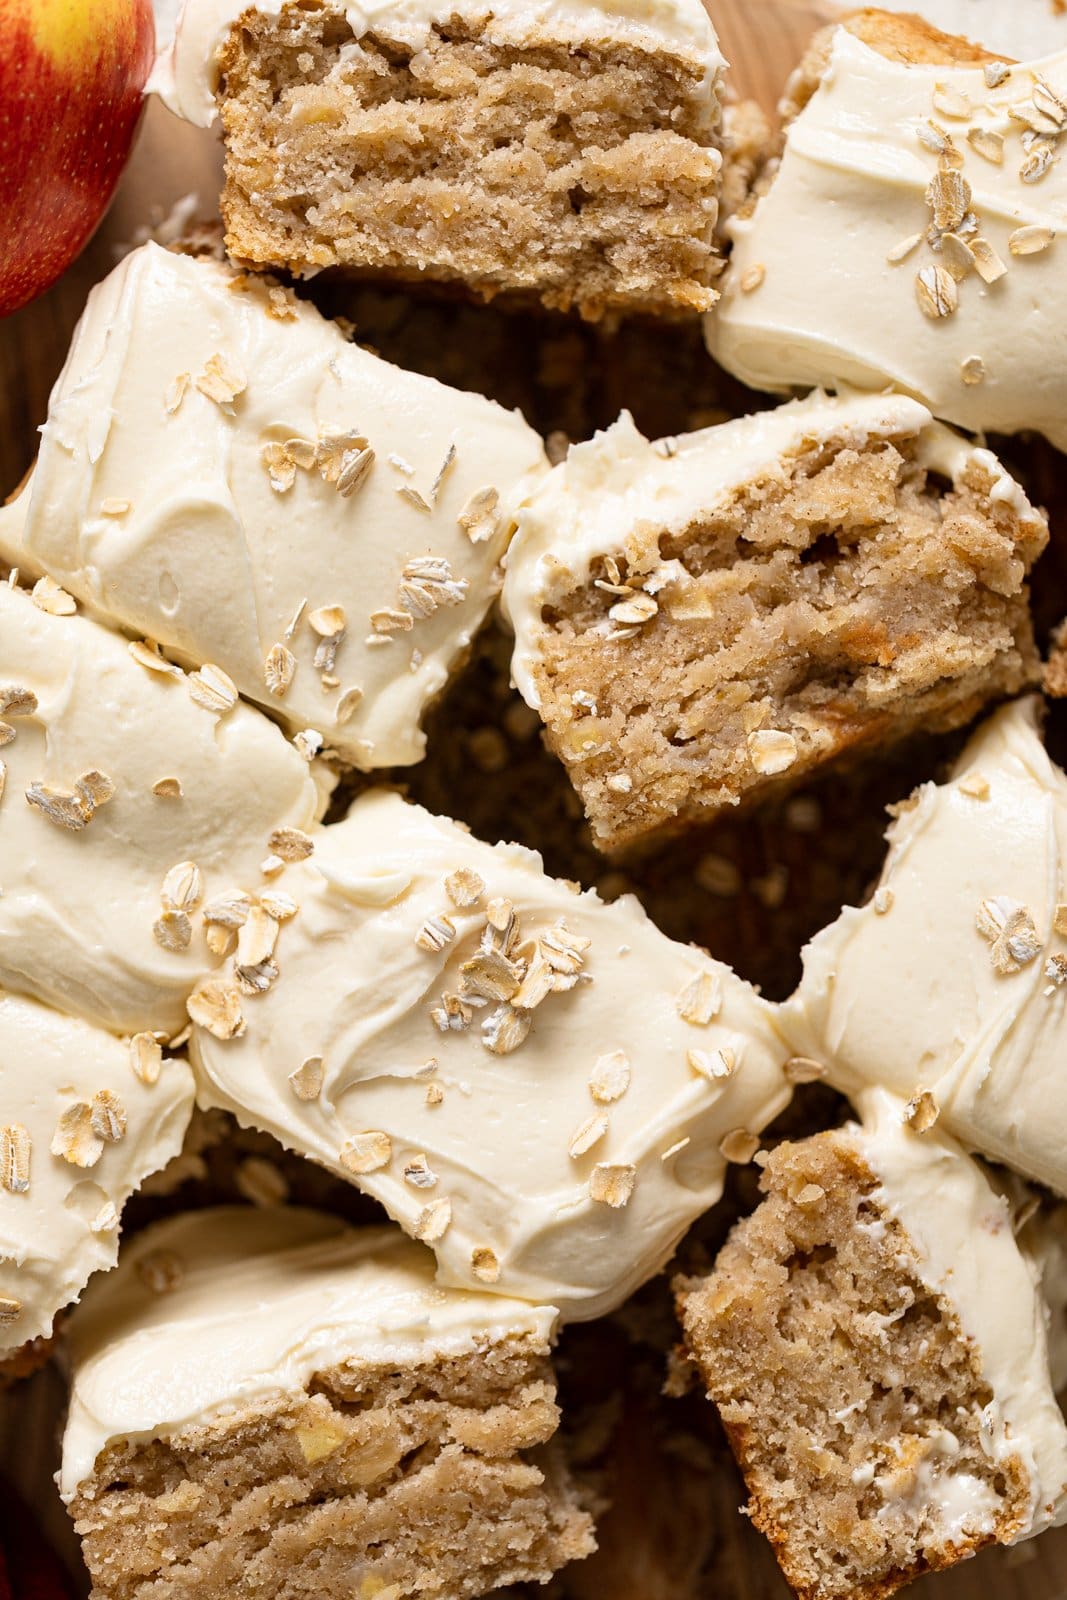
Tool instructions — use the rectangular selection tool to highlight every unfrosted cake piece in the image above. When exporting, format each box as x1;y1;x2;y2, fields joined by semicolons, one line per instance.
62;1208;594;1599
676;1091;1067;1600
152;0;725;319
0;242;547;772
0;577;321;1037
189;788;794;1320
0;990;193;1373
502;390;1046;852
710;9;1067;452
785;695;1067;1200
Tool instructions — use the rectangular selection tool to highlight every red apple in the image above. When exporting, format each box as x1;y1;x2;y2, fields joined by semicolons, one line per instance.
0;0;155;316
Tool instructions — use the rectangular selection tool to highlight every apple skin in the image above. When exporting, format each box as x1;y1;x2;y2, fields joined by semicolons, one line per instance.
0;0;155;316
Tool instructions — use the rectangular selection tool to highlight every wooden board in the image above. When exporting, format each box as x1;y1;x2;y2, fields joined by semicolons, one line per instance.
1;4;1066;1596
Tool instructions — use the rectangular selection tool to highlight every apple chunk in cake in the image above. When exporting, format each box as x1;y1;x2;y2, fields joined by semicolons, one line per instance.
675;1096;1067;1600
63;1209;593;1600
176;0;724;318
503;391;1046;852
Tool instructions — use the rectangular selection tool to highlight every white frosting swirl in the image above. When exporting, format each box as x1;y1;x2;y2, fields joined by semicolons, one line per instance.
0;580;322;1037
710;31;1067;452
152;0;724;128
0;990;194;1358
191;790;794;1321
787;697;1067;1197
0;243;548;773
60;1207;557;1498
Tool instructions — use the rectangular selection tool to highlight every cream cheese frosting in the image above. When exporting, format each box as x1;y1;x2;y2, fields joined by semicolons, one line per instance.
190;790;794;1321
710;31;1067;452
854;1088;1067;1539
0;243;547;771
501;389;1037;710
60;1207;556;1498
0;990;194;1360
152;0;724;129
786;696;1067;1197
0;579;322;1038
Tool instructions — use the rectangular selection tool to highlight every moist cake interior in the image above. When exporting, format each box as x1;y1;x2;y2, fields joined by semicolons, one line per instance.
531;437;1043;850
217;0;721;316
71;1338;592;1600
677;1133;1033;1600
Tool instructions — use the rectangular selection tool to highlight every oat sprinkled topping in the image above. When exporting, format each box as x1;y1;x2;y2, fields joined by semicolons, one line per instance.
676;970;722;1025
589;1163;636;1208
569;1113;609;1159
26;768;115;831
445;867;485;909
90;1089;127;1143
340;1131;392;1175
195;352;246;407
0;1125;30;1194
138;1249;184;1294
457;486;500;544
471;1247;500;1283
687;1047;736;1082
187;977;245;1040
264;643;296;697
0;1298;22;1325
189;663;238;716
414;1197;452;1242
268;827;314;863
403;1154;438;1189
152;777;183;798
720;1129;760;1165
130;1033;163;1086
783;1056;826;1085
903;1089;940;1133
0;687;35;718
976;895;1043;973
31;576;76;616
51;1102;103;1168
416;914;456;954
289;1057;324;1101
589;1051;630;1104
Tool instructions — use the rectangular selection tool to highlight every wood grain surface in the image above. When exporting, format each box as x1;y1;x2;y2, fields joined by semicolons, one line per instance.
1;3;1066;1597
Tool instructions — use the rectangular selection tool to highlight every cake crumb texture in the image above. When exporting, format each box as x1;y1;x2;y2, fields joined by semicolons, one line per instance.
216;0;722;317
532;438;1044;850
71;1338;594;1599
676;1131;1032;1600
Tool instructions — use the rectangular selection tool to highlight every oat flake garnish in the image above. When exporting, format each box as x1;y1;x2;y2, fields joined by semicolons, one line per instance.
976;895;1043;973
203;891;252;929
262;442;297;494
0;1298;21;1325
589;1051;630;1105
91;1090;126;1143
162;861;204;914
589;1163;636;1208
0;687;36;718
336;685;364;724
152;776;183;798
740;263;766;293
932;82;972;120
720;1129;760;1165
289;1057;324;1101
959;772;990;799
164;373;189;414
784;1056;826;1085
340;1131;392;1175
0;725;13;748
1009;224;1056;256
872;887;894;915
984;61;1010;89
26;782;92;832
186;977;245;1040
916;264;958;319
130;1033;163;1087
403;1154;438;1189
31;575;76;616
416;914;456;954
195;352;246;406
960;356;987;387
237;905;281;970
967;127;1004;164
128;639;182;677
426;1082;445;1107
51;1103;103;1168
1054;904;1067;937
608;593;657;626
0;1126;30;1194
90;1201;119;1235
414;1197;452;1242
268;827;314;862
481;1004;531;1055
886;232;924;265
138;1249;184;1294
264;643;296;697
471;1247;500;1283
569;1113;609;1159
1045;954;1067;987
687;1047;735;1083
260;890;297;922
445;867;485;909
970;238;1008;284
189;663;238;715
458;486;500;544
903;1090;940;1133
396;557;469;623
940;233;976;281
676;970;722;1025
